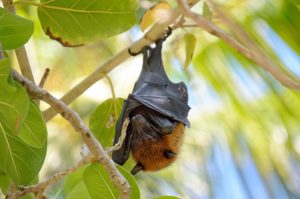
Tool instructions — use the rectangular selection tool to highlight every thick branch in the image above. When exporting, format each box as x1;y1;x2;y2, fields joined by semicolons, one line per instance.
43;0;200;121
2;0;36;84
177;0;300;91
12;71;131;199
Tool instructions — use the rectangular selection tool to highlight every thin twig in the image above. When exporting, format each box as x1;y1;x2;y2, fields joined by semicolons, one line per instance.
43;0;200;121
2;0;36;84
100;73;118;119
176;0;300;91
106;118;130;154
181;24;199;27
7;159;88;198
37;68;50;106
39;68;50;88
12;71;131;199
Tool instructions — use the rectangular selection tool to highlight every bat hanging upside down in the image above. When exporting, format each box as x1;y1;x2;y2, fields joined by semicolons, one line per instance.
112;33;190;175
128;106;185;174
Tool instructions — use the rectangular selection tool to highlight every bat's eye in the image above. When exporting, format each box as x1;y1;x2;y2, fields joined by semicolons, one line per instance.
163;150;176;159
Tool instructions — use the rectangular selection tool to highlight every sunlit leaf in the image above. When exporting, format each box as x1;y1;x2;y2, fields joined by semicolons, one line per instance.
0;8;33;50
203;1;212;20
184;33;197;69
140;1;171;32
89;98;124;148
18;102;47;148
37;0;137;47
0;123;46;185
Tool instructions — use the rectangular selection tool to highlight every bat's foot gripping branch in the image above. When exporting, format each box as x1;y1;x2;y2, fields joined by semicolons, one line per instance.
128;27;173;57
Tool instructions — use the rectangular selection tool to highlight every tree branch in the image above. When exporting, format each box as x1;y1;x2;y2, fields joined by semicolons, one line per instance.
2;0;36;84
12;71;131;199
176;0;300;91
43;0;200;121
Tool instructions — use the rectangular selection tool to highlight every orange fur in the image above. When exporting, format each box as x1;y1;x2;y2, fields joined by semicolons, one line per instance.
131;122;185;171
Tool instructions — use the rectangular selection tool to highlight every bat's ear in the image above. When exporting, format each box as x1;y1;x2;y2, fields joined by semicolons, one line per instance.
131;162;144;175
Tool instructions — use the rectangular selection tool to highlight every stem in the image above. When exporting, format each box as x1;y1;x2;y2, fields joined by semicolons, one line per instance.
38;68;50;88
101;73;118;117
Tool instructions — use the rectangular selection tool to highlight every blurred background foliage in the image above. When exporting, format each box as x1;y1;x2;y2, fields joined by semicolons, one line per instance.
4;0;300;198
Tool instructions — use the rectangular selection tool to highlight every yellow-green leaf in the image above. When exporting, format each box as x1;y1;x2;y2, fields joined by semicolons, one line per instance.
184;33;197;69
140;1;171;32
203;1;212;20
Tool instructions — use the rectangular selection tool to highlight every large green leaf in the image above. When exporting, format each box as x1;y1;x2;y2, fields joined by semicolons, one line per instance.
83;163;140;199
0;8;34;50
37;0;137;47
89;98;123;148
0;123;46;185
18;102;47;148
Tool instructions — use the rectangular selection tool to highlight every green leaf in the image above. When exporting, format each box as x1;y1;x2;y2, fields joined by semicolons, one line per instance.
0;58;12;90
184;33;197;69
152;196;181;199
64;165;88;195
0;170;10;194
37;0;137;47
89;98;124;148
0;8;34;50
0;82;30;134
0;58;29;134
83;163;140;199
203;1;212;20
0;123;46;185
83;163;118;199
66;181;90;199
18;102;47;148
